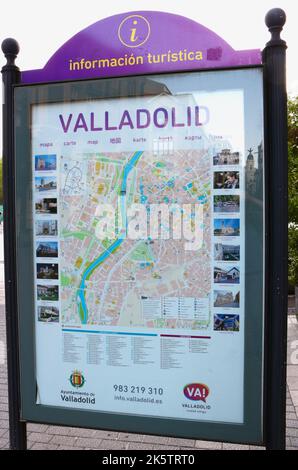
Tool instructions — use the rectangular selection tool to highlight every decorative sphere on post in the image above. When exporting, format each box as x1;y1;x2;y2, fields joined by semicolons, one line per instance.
1;38;20;56
265;8;286;30
1;38;20;65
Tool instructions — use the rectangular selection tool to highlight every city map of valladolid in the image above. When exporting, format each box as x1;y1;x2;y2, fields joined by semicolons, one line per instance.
32;86;245;423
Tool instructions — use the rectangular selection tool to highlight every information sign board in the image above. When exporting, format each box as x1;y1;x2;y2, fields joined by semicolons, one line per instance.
15;68;264;442
1;7;289;451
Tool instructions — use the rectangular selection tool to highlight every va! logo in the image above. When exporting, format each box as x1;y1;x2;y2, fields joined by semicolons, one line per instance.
69;370;85;388
183;383;210;402
118;15;150;48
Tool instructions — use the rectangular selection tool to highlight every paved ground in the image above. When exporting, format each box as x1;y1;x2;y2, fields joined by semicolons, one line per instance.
0;225;297;450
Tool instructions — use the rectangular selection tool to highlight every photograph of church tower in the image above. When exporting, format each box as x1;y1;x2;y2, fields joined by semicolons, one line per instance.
245;143;263;200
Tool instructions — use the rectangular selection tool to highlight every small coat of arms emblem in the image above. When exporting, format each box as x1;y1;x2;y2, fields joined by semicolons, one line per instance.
69;370;85;388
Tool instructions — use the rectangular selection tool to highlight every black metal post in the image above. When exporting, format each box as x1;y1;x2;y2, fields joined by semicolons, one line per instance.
263;9;288;450
1;38;27;450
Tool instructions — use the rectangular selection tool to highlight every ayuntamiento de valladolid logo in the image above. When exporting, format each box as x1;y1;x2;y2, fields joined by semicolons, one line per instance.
69;370;85;388
60;370;96;404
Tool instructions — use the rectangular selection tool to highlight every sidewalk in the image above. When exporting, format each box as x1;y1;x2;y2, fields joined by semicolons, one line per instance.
0;225;297;450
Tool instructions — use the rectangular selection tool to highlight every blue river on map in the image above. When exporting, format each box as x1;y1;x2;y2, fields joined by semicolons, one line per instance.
77;151;143;324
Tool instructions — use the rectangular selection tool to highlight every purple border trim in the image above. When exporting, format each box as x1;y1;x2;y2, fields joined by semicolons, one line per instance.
21;11;261;84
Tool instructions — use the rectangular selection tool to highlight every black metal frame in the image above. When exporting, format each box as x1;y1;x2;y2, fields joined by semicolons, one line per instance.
14;67;264;445
1;8;288;450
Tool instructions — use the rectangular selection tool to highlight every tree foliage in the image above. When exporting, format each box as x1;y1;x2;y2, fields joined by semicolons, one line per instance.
288;96;298;224
288;96;298;286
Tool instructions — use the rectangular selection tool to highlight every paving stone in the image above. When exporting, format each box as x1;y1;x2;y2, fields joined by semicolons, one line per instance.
287;365;298;377
28;432;53;444
67;427;96;438
179;447;199;450
289;436;298;447
222;443;250;450
27;423;49;433
290;391;298;406
91;430;118;439
287;377;298;389
75;437;102;449
167;437;196;447
249;445;265;450
57;445;85;450
286;412;297;420
0;428;8;438
142;434;169;445
126;442;155;450
50;435;77;447
0;419;9;429
195;440;223;449
99;439;128;450
47;425;77;436
286;427;298;438
286;437;292;447
286;420;298;429
31;443;59;450
0;437;9;449
286;405;296;413
152;444;181;450
118;432;144;442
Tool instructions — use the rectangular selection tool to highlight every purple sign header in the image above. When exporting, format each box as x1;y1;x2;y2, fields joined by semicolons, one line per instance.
21;11;261;84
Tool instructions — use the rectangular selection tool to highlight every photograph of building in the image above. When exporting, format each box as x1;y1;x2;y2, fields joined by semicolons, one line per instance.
213;149;240;165
35;220;58;237
38;306;59;323
35;154;57;171
36;263;59;280
214;290;240;308
36;242;58;258
214;171;239;189
214;219;240;237
37;284;59;301
214;266;240;284
214;243;240;261
213;314;240;331
35;198;57;214
35;176;57;192
214;195;240;213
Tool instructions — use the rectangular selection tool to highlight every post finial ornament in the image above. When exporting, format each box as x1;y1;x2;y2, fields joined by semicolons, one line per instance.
1;38;20;67
265;8;286;44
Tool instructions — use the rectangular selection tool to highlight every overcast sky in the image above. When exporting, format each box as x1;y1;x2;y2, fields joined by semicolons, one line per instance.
0;0;297;151
0;0;296;92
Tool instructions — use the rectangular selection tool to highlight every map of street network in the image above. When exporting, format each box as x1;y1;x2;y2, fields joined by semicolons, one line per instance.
60;150;211;329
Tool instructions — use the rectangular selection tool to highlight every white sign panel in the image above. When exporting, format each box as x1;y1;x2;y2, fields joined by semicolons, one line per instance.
32;87;245;423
